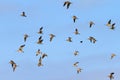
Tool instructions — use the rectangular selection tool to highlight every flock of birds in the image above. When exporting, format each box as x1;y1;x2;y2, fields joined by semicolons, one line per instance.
8;1;117;80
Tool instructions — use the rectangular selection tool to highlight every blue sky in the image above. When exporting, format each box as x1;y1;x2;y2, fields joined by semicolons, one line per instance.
0;0;120;80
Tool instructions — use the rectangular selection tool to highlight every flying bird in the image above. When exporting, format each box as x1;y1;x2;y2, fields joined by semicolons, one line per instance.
17;44;25;53
66;37;72;42
36;49;41;56
77;68;82;74
73;62;79;67
49;34;55;42
74;28;80;35
9;60;18;72
72;16;78;23
41;53;48;59
74;51;79;56
111;53;116;59
108;72;114;80
110;23;115;30
88;36;97;43
21;11;27;17
63;1;71;9
38;56;43;67
37;36;43;44
80;41;83;43
89;21;95;28
24;34;29;42
38;27;43;34
106;19;111;27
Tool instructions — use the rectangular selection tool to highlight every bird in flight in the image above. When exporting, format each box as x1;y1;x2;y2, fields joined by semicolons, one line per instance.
77;68;82;74
21;11;27;17
66;37;72;42
41;53;48;59
74;28;80;35
73;62;79;67
24;34;29;42
72;16;78;23
89;21;95;28
108;72;114;80
17;44;25;53
38;27;43;34
37;36;43;44
88;36;97;43
49;34;55;42
63;1;71;9
111;53;116;59
110;23;115;30
106;19;111;27
74;51;79;56
9;60;18;72
36;49;41;56
38;56;43;67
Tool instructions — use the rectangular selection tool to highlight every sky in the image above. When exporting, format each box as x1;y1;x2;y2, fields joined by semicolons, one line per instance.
0;0;120;80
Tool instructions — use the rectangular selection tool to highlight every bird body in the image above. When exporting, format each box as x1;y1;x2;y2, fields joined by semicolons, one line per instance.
49;34;55;42
72;16;78;23
89;21;95;28
73;62;79;67
77;68;82;74
74;51;79;56
38;27;43;34
74;28;80;35
108;72;114;80
9;60;18;72
66;37;72;42
21;11;27;17
24;34;29;42
111;53;116;59
17;44;25;53
63;1;71;9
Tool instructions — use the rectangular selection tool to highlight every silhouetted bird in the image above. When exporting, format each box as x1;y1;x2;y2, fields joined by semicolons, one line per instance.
9;60;18;72
49;34;55;42
72;16;78;23
89;21;95;28
88;36;97;43
74;28;80;35
111;53;116;59
66;37;72;42
38;27;43;34
21;11;27;17
63;1;71;9
41;53;48;59
73;62;79;67
37;36;43;44
38;56;43;67
24;34;29;42
106;19;111;27
36;49;41;56
108;72;114;80
77;68;82;74
80;41;83;43
17;44;25;53
110;23;115;30
74;51;79;56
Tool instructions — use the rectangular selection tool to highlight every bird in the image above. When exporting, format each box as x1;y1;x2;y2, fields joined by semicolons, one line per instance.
89;21;95;28
21;11;27;17
63;1;71;9
106;19;111;27
37;36;43;44
74;51;79;56
66;37;72;42
73;62;79;67
9;60;18;72
108;72;114;80
17;44;25;53
80;41;83;43
72;16;78;23
38;56;43;67
36;49;41;56
88;36;97;43
110;23;115;30
38;27;43;34
49;34;55;42
24;34;29;42
41;53;48;59
74;28;80;35
77;68;82;74
111;53;116;59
